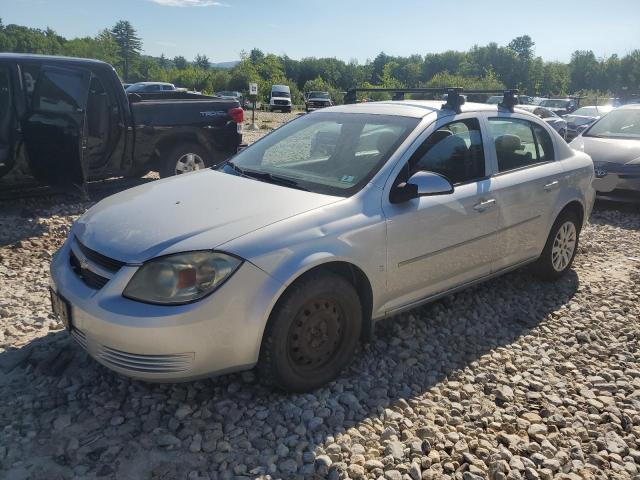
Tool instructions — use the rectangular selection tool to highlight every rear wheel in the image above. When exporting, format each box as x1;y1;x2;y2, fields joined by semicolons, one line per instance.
159;143;209;178
532;210;580;280
257;271;362;392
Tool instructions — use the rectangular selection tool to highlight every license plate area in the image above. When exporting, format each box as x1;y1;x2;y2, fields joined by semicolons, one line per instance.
50;288;72;331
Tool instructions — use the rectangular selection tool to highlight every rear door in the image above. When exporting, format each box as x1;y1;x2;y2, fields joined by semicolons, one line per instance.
484;114;564;270
22;65;91;186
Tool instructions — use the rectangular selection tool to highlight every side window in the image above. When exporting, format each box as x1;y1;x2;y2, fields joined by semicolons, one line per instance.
33;67;88;114
409;118;485;185
488;118;550;172
533;123;555;162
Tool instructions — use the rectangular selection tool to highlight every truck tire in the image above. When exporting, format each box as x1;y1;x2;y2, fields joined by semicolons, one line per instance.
159;143;210;178
257;271;362;392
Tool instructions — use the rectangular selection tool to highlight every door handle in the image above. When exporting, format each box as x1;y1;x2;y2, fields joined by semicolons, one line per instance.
544;180;560;191
473;198;496;212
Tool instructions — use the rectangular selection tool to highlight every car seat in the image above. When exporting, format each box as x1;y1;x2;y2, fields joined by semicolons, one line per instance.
495;134;530;171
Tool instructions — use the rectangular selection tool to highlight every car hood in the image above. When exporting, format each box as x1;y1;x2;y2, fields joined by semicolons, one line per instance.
571;136;640;165
73;170;341;263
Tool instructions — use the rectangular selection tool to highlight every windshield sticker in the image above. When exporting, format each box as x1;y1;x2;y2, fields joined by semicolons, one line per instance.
340;175;355;183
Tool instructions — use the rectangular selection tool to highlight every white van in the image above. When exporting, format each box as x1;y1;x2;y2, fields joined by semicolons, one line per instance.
269;85;292;113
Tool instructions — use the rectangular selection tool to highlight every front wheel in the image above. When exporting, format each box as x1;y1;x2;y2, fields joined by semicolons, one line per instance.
257;272;362;392
532;211;580;280
159;143;209;178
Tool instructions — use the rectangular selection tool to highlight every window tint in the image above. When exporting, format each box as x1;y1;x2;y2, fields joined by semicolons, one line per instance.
33;68;88;114
489;118;552;172
409;118;485;185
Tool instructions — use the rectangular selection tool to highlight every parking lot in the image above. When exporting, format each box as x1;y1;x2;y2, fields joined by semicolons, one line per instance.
1;113;640;480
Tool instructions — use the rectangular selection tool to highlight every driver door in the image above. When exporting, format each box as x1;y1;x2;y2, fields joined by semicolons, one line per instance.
22;65;91;186
381;115;500;314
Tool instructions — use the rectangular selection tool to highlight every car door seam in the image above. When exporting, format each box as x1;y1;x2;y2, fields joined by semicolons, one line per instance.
398;214;541;268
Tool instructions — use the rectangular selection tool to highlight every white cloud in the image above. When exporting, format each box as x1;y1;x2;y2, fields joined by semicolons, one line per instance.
148;0;230;7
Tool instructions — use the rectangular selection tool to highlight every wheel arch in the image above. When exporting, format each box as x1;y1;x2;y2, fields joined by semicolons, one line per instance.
262;259;376;345
556;199;585;231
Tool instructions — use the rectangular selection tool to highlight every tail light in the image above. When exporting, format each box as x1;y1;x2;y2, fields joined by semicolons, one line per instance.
228;107;244;124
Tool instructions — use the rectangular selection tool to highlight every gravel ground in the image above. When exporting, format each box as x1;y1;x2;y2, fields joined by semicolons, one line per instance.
1;122;640;480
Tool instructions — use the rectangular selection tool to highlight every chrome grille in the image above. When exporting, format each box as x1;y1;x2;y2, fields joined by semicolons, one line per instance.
74;237;125;272
69;250;109;289
71;328;194;374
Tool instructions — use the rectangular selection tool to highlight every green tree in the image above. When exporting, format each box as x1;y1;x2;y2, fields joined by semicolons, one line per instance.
194;53;210;70
173;55;188;70
111;20;142;81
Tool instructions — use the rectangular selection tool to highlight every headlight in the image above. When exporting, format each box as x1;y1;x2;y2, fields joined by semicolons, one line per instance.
123;251;242;305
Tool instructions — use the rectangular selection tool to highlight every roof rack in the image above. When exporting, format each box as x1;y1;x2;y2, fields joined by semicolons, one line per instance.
343;86;520;113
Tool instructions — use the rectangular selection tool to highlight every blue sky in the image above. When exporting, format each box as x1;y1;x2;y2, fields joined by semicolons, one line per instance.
3;0;639;63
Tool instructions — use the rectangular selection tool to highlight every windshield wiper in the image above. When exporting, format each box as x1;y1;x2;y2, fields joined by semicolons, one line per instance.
226;162;309;191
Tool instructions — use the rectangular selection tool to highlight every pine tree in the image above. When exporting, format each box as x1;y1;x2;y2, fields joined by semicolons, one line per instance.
111;20;142;81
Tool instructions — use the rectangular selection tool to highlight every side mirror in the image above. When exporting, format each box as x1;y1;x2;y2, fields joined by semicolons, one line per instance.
390;171;454;203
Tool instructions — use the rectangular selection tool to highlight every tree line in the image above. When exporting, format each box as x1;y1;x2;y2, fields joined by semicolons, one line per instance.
1;18;638;104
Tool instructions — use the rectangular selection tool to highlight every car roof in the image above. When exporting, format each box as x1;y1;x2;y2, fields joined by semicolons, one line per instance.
131;82;173;86
326;100;529;118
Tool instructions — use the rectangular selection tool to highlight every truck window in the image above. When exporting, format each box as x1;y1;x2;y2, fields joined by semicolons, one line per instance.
33;68;88;114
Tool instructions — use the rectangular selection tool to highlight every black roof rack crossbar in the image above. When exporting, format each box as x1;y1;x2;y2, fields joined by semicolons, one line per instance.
344;86;520;113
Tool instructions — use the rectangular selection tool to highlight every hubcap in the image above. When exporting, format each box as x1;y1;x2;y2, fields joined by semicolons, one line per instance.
175;153;205;175
288;299;344;370
551;221;577;272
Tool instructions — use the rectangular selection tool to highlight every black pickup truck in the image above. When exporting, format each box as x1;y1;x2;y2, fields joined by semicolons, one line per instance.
0;53;243;186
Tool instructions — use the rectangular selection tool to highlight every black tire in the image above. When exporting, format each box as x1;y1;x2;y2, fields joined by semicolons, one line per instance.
532;210;580;281
257;271;362;392
159;143;210;178
284;107;292;113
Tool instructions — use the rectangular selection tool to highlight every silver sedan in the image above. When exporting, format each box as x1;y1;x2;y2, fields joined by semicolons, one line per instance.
50;99;595;391
570;104;640;202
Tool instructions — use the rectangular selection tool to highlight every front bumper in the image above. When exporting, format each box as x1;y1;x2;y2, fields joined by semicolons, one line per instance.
593;162;640;202
50;239;283;381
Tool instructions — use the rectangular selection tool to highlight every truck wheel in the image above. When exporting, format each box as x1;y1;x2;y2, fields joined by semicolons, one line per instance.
257;271;362;392
160;143;210;178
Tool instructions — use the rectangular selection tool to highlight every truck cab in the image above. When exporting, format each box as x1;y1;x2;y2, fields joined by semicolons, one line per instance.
269;85;292;113
0;53;243;187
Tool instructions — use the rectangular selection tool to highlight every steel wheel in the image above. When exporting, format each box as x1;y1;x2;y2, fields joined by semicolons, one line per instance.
175;153;206;175
551;221;577;272
287;299;344;371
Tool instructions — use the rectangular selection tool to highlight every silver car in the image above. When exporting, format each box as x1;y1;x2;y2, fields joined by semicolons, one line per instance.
570;104;640;202
565;105;615;142
50;100;595;391
516;105;568;139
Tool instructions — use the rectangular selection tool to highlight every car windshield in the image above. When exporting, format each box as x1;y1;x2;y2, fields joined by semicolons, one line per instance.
309;92;329;99
584;109;640;140
220;112;418;196
125;84;145;92
486;96;502;104
217;91;238;97
273;91;290;98
540;99;569;108
572;107;604;117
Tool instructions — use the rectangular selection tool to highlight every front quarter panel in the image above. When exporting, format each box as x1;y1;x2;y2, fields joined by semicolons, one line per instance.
218;184;387;317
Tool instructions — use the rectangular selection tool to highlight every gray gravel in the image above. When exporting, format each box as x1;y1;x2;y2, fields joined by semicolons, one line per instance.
1;122;640;480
